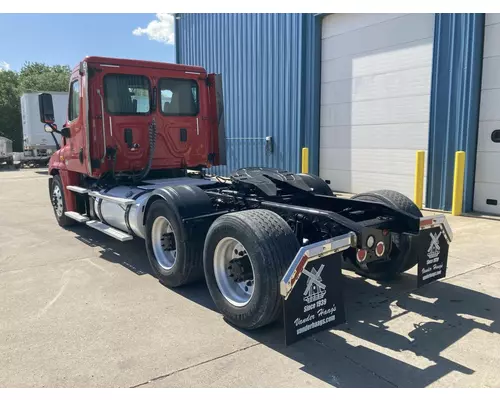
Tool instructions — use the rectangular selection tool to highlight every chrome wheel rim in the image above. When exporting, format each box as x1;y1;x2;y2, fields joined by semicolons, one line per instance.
52;185;64;217
151;216;177;271
213;237;255;307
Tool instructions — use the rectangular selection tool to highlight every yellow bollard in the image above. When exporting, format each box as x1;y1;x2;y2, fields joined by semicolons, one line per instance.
414;150;425;209
451;151;466;216
301;147;309;174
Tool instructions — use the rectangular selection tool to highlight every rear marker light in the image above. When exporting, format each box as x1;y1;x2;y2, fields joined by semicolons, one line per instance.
356;249;367;263
375;242;385;257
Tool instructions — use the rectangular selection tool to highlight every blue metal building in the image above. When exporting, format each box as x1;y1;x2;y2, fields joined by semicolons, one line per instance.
175;13;499;215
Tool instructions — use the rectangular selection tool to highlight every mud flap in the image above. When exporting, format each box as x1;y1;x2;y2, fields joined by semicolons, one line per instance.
417;215;453;288
280;233;355;346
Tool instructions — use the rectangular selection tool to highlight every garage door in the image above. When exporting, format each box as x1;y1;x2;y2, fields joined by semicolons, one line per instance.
473;14;500;215
319;13;435;199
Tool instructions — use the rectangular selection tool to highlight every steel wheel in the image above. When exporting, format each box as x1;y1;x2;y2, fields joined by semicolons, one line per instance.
151;216;177;271
52;185;64;217
213;237;255;307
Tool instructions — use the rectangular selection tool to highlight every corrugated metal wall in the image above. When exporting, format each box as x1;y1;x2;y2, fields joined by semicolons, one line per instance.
176;13;312;176
302;14;322;175
427;13;485;211
177;13;486;212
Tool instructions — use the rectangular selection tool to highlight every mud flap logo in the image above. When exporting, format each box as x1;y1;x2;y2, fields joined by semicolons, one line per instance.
283;253;346;346
427;231;442;259
303;265;326;304
417;227;449;287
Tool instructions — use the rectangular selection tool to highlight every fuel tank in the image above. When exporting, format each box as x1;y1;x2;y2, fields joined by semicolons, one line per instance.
94;177;218;239
94;186;151;239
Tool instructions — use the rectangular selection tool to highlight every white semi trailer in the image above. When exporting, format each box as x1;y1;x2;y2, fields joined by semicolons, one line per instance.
20;92;68;166
0;135;14;166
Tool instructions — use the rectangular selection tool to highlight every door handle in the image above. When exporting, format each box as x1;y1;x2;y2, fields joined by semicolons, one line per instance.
491;130;500;143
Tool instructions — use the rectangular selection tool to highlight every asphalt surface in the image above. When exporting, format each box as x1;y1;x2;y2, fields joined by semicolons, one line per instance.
1;168;499;387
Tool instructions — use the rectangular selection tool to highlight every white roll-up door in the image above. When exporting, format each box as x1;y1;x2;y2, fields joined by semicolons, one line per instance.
473;14;500;215
319;13;435;198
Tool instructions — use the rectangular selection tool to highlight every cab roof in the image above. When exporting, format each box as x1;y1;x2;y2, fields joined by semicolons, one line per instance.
74;56;207;74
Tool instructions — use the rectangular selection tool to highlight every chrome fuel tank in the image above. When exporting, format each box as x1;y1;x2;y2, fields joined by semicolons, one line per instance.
94;177;217;239
95;186;151;239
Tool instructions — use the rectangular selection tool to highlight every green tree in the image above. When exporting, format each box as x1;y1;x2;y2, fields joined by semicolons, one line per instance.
0;70;22;151
19;62;71;93
0;62;71;151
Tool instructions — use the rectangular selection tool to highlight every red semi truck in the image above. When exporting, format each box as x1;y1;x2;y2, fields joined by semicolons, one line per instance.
39;56;453;344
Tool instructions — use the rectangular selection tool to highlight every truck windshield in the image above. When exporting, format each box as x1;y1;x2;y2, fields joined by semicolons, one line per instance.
159;78;198;116
104;74;150;115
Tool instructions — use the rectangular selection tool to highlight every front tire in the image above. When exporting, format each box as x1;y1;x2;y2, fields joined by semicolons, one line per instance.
50;175;75;227
203;209;300;330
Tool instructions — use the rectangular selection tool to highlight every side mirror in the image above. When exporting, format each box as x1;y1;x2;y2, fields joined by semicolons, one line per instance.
38;93;55;124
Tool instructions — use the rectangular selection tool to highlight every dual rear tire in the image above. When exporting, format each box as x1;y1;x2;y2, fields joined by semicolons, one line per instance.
203;209;299;329
144;187;421;329
347;189;422;280
145;202;299;330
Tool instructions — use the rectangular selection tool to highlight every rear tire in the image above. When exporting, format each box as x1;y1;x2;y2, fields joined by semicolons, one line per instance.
145;200;205;287
348;189;422;280
50;175;75;227
203;209;300;330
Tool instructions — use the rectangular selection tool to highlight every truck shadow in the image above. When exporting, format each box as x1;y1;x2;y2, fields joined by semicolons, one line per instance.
69;226;499;387
70;225;219;312
243;273;499;387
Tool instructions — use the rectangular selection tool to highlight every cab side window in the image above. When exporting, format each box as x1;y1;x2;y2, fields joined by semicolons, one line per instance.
69;80;80;121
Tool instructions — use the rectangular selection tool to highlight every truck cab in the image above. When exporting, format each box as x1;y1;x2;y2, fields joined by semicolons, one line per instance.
44;56;225;179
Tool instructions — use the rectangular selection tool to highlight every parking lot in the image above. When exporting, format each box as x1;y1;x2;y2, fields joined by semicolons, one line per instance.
1;168;500;388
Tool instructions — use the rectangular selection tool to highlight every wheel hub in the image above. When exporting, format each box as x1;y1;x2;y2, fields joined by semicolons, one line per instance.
213;237;255;307
52;185;63;217
228;256;253;282
161;232;176;251
151;216;177;271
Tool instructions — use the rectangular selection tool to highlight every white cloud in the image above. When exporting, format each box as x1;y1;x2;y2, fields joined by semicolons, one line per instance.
133;13;175;45
0;61;10;71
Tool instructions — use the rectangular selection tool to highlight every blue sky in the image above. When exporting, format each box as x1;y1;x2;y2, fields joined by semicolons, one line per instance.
0;14;175;71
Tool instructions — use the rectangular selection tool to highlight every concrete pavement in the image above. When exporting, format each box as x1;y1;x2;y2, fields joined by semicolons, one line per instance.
1;169;499;387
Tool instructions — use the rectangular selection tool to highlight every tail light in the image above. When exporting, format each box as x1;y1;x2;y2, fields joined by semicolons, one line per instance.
356;249;367;263
375;241;385;257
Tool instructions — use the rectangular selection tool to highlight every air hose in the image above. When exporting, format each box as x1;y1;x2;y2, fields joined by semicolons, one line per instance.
132;118;157;183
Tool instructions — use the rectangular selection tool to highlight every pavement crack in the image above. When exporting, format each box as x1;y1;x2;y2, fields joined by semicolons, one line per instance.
130;343;261;388
440;262;497;283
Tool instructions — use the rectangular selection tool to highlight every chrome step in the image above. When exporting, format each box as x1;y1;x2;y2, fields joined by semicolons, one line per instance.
67;185;89;194
88;191;135;206
86;220;133;242
64;211;89;223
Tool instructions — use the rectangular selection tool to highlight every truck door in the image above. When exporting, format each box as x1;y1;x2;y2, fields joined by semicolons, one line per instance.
64;75;88;174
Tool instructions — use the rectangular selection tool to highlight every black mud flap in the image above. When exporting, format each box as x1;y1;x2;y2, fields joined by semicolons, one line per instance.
417;215;453;288
280;233;355;346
